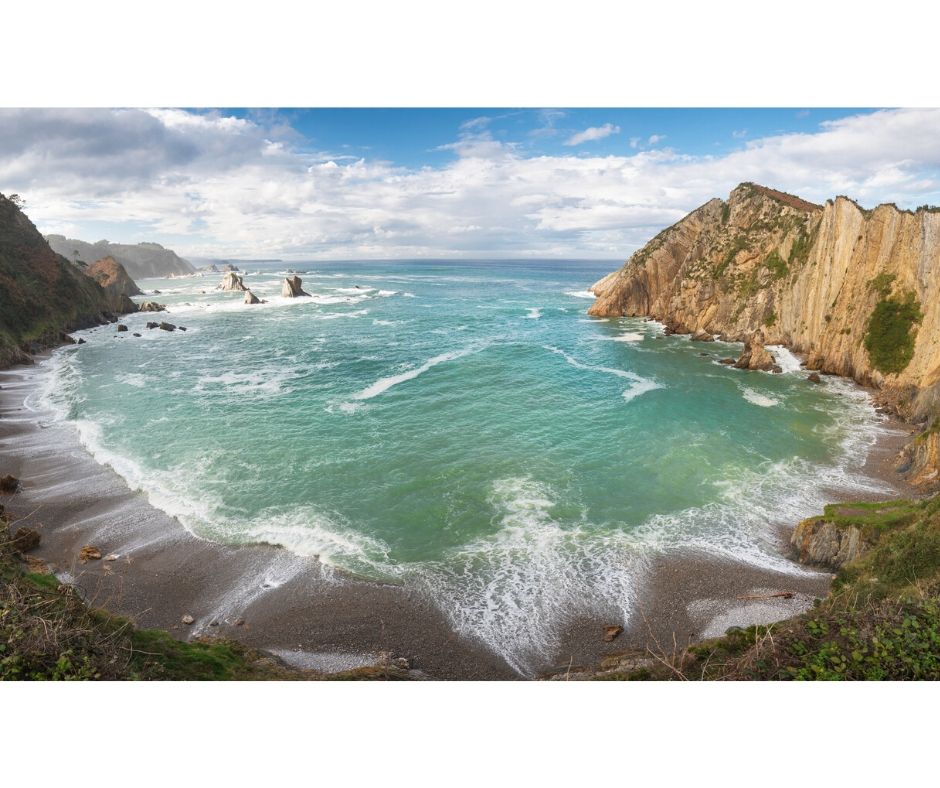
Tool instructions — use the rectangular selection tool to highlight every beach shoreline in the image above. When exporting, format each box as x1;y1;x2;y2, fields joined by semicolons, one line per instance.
0;353;916;680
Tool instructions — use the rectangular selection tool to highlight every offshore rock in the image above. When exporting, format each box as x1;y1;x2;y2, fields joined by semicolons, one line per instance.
734;334;776;371
244;290;261;305
85;256;142;314
218;271;247;291
281;276;310;298
138;301;166;312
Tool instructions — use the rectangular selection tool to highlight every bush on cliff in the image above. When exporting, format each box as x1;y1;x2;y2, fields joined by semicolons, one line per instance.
864;292;923;374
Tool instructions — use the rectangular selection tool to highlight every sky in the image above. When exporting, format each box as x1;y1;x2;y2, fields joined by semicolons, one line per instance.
2;107;940;261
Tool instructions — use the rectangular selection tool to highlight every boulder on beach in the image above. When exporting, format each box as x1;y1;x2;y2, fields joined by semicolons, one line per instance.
79;545;102;562
217;271;247;291
0;474;20;493
12;527;40;553
244;290;261;305
281;275;310;298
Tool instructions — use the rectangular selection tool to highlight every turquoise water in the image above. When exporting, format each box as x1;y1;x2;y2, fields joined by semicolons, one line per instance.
37;260;890;671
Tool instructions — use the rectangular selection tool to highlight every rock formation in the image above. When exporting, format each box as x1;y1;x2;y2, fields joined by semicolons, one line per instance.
218;271;247;291
589;183;940;416
137;301;166;312
791;515;869;569
0;193;118;367
85;256;142;314
733;332;776;371
45;235;195;278
281;276;310;298
244;290;261;304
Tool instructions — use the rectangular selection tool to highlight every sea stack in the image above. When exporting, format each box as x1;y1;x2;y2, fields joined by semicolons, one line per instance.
244;290;261;304
218;271;247;291
281;276;310;298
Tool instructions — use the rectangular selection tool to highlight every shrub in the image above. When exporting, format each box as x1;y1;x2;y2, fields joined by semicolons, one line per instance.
864;292;923;374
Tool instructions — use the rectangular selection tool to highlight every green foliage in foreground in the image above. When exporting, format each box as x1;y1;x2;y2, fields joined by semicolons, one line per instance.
597;494;940;681
864;292;923;374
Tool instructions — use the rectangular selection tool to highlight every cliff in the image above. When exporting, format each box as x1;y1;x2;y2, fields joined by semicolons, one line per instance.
589;183;940;420
85;255;142;313
0;194;119;367
46;235;195;279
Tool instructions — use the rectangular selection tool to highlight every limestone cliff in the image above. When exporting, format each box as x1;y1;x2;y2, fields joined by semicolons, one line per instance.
590;183;940;419
0;194;117;367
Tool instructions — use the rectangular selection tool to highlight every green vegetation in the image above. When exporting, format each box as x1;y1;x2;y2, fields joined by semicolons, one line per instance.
763;310;777;328
713;235;747;279
595;494;940;680
763;250;788;280
869;272;896;297
864;292;923;374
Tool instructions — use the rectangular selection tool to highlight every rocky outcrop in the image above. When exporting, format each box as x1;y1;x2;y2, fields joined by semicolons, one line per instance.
85;256;141;314
895;427;940;489
733;333;777;371
791;516;869;569
588;182;940;419
281;276;310;298
0;193;117;367
244;290;261;305
46;235;195;278
137;301;166;312
218;272;247;291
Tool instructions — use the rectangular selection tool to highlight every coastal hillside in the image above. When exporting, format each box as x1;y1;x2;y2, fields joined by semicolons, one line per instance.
46;234;195;279
0;194;121;367
590;183;940;419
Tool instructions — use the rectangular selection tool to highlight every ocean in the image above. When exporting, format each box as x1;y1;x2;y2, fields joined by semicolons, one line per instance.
30;259;893;672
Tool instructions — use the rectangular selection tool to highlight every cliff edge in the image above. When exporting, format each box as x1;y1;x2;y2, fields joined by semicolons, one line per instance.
589;183;940;421
0;194;121;366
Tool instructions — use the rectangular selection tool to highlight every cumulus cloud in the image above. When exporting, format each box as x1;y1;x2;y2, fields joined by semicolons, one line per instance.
564;123;621;146
1;108;939;260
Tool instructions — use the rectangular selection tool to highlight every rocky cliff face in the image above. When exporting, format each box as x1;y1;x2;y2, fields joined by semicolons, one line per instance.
45;235;195;279
0;195;117;366
85;256;142;313
590;183;940;419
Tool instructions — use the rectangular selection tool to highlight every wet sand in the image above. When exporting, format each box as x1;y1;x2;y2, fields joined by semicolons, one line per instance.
0;358;915;680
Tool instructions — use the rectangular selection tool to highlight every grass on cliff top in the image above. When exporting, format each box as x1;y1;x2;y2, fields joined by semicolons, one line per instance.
594;493;940;681
0;520;412;681
864;292;923;375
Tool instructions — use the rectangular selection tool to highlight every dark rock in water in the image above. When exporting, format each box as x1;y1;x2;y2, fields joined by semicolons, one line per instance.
691;329;715;342
603;625;623;642
807;372;822;384
244;290;261;305
146;322;159;329
60;333;77;344
117;324;128;332
132;332;141;337
159;322;176;331
138;301;166;312
0;474;20;493
12;527;40;553
771;365;783;374
152;289;162;295
77;338;86;344
179;326;187;332
718;358;735;365
698;352;711;357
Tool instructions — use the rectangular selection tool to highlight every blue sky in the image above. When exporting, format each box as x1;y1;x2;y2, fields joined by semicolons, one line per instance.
1;107;938;260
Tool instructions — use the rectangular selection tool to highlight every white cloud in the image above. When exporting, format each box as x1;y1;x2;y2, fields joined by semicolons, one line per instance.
647;134;665;145
2;108;940;260
564;123;621;146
